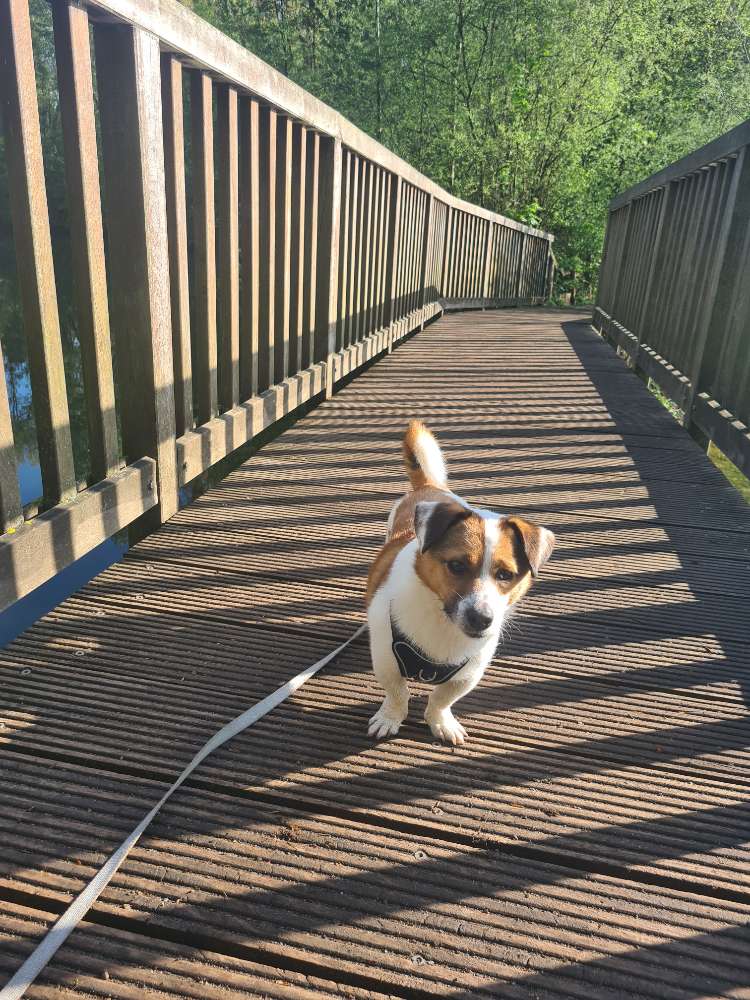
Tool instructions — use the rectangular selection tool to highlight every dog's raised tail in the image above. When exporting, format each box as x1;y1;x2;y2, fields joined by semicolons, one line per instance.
402;420;448;490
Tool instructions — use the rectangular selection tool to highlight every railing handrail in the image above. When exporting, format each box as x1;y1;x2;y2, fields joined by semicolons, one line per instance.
609;117;750;211
86;0;550;241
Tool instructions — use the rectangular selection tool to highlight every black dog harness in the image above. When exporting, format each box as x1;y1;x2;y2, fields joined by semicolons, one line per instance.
390;609;469;684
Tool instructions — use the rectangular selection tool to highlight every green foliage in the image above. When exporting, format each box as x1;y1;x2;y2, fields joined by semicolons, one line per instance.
188;0;750;301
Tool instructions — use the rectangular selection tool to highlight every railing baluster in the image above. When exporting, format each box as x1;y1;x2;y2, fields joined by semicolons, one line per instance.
315;136;342;389
368;165;381;335
440;206;452;298
359;159;374;343
384;175;402;344
274;115;293;384
418;193;433;320
53;0;119;481
302;131;319;370
160;54;193;436
258;106;276;391
190;70;218;421
410;188;422;314
291;123;308;371
336;147;351;352
343;153;358;348
94;22;178;521
239;96;260;399
216;83;240;411
366;166;382;337
482;222;494;300
514;231;527;303
0;0;76;506
353;159;367;342
380;171;391;327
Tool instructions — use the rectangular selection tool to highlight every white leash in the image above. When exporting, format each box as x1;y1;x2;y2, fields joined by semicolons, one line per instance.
1;623;367;1000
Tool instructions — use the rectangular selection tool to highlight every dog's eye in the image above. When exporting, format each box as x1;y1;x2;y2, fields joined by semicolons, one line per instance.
495;567;513;582
446;559;468;575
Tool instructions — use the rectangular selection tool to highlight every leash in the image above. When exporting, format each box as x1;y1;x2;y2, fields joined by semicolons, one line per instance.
1;622;367;1000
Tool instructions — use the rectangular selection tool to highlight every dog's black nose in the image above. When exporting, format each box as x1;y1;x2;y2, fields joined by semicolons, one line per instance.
465;605;493;633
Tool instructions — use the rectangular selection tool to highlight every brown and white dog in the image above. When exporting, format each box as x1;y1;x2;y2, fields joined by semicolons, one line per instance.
366;421;555;745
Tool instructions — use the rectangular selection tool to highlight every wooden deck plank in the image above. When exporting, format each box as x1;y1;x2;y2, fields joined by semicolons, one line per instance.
1;308;750;997
3;613;750;893
0;900;375;999
3;759;750;999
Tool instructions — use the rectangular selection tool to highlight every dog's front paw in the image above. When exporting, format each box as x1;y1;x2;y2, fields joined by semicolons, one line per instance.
368;702;407;739
425;709;467;746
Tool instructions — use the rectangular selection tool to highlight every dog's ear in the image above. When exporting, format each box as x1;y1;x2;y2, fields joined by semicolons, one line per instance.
414;500;471;553
506;516;556;576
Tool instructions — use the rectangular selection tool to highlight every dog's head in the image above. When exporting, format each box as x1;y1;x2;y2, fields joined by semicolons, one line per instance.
413;500;555;638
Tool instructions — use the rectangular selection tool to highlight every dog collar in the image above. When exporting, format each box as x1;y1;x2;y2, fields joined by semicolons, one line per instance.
390;608;470;685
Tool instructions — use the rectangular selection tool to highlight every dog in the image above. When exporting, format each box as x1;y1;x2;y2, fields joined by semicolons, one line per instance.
366;420;555;745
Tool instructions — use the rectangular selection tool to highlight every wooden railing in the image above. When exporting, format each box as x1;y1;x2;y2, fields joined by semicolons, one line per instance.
0;0;553;613
594;119;750;476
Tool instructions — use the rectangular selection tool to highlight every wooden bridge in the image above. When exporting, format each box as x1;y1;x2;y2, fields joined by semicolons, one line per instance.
2;0;750;995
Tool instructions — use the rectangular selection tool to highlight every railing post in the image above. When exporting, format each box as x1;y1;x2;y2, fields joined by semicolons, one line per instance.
94;23;178;523
383;175;403;352
417;192;433;327
314;136;343;396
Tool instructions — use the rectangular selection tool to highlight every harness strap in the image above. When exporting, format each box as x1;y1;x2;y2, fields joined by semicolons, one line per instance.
390;608;469;684
0;623;367;1000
